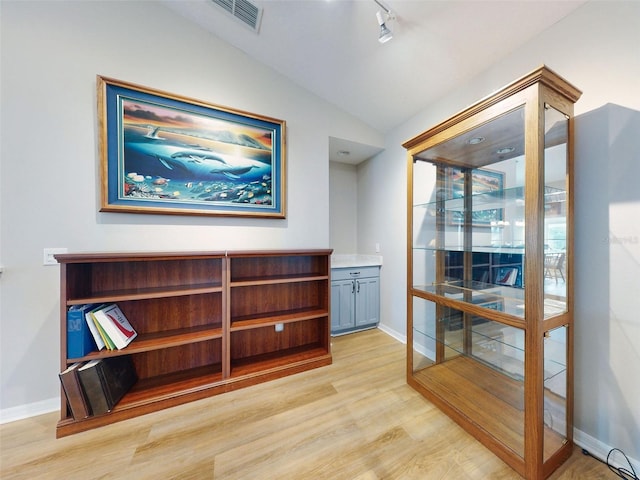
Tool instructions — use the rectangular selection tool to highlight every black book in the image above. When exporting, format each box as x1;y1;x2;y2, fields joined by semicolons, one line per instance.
77;356;137;416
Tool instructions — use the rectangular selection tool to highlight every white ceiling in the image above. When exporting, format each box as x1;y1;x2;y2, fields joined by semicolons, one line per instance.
163;0;586;164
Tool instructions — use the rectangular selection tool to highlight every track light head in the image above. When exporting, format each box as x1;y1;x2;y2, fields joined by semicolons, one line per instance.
376;10;393;44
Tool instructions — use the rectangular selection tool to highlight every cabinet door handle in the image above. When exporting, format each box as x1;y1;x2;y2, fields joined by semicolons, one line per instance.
352;280;356;294
357;280;360;293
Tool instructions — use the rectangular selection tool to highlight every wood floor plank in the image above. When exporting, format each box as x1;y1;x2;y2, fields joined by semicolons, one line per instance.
0;329;612;479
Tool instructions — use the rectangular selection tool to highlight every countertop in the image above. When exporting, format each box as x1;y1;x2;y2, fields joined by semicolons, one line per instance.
331;254;383;269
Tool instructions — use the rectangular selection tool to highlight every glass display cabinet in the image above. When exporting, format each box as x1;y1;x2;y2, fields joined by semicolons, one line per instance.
403;66;581;479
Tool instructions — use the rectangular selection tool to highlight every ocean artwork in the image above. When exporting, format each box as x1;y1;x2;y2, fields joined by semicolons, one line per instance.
99;76;286;217
121;100;274;205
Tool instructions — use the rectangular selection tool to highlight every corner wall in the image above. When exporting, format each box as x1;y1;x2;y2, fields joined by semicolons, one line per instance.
358;0;640;467
0;0;381;418
329;162;358;254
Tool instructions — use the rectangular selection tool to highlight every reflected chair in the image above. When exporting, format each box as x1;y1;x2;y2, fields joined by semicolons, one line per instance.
544;253;565;283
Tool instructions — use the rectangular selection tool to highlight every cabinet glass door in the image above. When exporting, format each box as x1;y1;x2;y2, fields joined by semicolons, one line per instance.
542;104;570;459
410;105;530;461
544;105;569;311
411;106;528;318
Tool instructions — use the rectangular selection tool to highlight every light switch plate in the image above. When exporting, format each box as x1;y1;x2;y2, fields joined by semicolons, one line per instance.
43;248;68;265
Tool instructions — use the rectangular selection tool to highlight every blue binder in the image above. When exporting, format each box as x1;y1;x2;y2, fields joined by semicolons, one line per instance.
67;304;98;358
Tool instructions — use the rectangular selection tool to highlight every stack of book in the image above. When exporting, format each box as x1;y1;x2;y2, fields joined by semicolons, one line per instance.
59;355;138;420
66;303;138;358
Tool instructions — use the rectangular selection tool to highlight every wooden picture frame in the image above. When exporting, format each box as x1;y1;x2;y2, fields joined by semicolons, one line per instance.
98;76;286;218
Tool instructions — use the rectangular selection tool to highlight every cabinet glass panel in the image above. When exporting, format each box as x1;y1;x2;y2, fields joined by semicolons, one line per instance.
412;296;526;458
544;105;569;313
412;106;528;318
412;160;437;288
543;325;569;460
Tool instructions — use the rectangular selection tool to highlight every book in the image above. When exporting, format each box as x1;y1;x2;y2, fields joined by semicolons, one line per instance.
90;308;117;351
85;304;108;351
67;304;98;358
495;267;518;286
59;362;91;419
77;356;138;416
92;304;137;350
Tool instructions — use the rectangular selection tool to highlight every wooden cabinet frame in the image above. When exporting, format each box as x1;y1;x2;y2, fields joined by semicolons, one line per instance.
404;66;581;479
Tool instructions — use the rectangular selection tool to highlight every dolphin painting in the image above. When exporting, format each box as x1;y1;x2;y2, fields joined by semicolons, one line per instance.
158;149;259;180
123;127;272;182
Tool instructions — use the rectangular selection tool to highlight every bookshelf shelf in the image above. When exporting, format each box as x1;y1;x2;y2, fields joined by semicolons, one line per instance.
230;307;329;331
66;325;225;362
56;249;332;437
230;274;329;287
230;344;330;378
65;283;224;305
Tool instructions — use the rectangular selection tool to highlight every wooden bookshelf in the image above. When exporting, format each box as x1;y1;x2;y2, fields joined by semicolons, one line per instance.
56;250;332;437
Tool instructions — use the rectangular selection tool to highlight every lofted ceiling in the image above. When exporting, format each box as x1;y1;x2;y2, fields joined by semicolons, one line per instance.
162;0;586;164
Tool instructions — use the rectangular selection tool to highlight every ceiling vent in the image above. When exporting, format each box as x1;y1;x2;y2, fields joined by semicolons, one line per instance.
210;0;263;33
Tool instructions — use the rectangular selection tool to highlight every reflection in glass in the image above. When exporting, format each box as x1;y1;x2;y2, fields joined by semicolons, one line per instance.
544;105;569;313
544;325;568;460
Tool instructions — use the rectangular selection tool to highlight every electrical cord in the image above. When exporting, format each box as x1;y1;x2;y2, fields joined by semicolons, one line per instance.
582;448;639;480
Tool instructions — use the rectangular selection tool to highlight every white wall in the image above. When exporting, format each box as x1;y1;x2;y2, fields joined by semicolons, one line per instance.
0;1;380;418
359;0;640;465
2;0;638;467
329;162;358;254
574;103;640;463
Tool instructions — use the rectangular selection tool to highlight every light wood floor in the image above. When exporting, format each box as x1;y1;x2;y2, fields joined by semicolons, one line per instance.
1;329;610;479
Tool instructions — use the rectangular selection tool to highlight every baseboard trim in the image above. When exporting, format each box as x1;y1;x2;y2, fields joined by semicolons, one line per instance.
574;429;639;475
0;397;59;425
377;324;406;344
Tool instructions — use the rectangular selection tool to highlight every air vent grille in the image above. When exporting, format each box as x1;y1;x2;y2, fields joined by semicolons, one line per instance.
211;0;263;32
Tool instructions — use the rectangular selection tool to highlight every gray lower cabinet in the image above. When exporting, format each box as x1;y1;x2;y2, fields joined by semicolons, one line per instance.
331;266;380;335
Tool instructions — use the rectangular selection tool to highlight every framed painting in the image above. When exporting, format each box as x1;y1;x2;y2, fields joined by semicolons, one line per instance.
447;167;504;226
98;76;286;218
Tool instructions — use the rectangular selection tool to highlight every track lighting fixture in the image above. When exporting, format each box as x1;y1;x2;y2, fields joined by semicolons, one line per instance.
374;0;394;44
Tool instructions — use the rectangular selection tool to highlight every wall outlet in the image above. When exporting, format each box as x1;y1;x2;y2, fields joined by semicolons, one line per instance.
375;243;381;253
43;247;68;266
275;323;284;332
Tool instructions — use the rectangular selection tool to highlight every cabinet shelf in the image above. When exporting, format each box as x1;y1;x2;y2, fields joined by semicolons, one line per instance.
415;185;525;212
66;283;223;305
122;364;224;406
230;345;330;378
413;281;566;321
414;185;564;214
230;274;328;287
56;249;332;437
413;245;525;254
231;307;328;331
413;319;567;383
56;364;225;437
230;254;329;283
66;325;224;362
412;357;567;463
